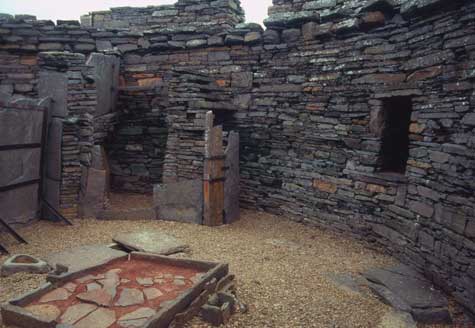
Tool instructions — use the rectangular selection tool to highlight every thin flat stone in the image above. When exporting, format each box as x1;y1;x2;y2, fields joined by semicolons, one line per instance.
136;277;153;286
25;304;61;321
87;282;101;291
60;303;97;325
46;245;126;272
173;279;186;286
116;288;145;307
74;308;116;328
63;282;77;293
117;307;157;328
76;288;113;307
143;288;163;300
39;288;71;303
113;231;188;255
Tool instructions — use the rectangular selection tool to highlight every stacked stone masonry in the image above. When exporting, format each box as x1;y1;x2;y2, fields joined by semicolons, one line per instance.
0;0;474;318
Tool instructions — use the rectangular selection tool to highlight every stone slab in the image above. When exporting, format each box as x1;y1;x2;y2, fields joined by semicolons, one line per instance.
224;131;240;224
363;264;452;324
80;168;108;218
154;179;203;224
45;245;126;273
115;288;144;307
38;71;68;118
113;231;188;255
86;53;120;117
45;118;63;181
0;184;39;225
0;148;41;187
74;308;116;328
0;107;44;146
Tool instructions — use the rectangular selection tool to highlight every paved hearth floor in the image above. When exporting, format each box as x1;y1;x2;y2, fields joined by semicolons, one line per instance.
0;209;462;327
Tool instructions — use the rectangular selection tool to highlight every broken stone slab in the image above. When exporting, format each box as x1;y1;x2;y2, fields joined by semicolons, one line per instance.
113;231;188;255
45;245;126;273
39;288;71;303
117;307;156;328
24;304;60;322
76;288;114;307
74;308;116;328
1;254;51;277
115;288;144;307
363;264;452;324
59;303;97;325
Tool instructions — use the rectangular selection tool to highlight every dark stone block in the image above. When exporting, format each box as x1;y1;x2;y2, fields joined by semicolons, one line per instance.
86;53;120;117
154;179;203;224
0;148;41;187
38;71;68;118
0;107;44;146
0;184;39;225
364;265;452;324
46;118;63;181
224;132;240;224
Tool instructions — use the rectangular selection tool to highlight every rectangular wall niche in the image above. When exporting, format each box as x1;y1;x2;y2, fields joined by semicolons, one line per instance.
379;96;413;174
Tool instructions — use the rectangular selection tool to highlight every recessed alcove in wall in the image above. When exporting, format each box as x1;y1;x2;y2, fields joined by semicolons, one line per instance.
379;96;413;174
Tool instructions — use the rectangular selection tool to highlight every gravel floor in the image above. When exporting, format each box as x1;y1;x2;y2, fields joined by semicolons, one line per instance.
0;209;412;327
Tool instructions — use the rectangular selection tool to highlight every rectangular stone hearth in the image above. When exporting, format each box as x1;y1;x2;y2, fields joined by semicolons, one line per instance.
1;253;229;328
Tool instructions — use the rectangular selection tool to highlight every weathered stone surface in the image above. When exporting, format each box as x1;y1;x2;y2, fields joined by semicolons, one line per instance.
143;287;163;300
224;132;240;224
38;71;67;118
46;245;126;272
39;288;71;303
0;107;44;146
364;265;451;324
1;254;50;277
86;53;120;117
25;304;61;322
60;303;97;325
74;308;116;328
76;288;114;307
154;180;203;224
45;118;63;181
0;149;41;187
117;307;156;328
80;168;108;218
113;231;188;255
115;288;144;307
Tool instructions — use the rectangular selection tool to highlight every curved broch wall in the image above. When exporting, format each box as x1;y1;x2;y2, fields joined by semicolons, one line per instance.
0;0;474;316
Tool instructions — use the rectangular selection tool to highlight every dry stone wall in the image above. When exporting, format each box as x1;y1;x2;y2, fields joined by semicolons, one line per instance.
0;0;474;317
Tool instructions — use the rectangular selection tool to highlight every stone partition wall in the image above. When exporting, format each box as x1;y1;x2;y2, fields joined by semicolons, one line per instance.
0;0;474;316
38;52;97;219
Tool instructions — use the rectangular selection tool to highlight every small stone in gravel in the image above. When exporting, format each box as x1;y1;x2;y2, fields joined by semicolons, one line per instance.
39;288;71;303
116;288;145;306
163;273;173;279
25;304;61;321
77;288;114;307
60;303;98;325
136;277;153;286
121;279;130;284
143;287;163;300
174;275;185;280
74;308;116;328
117;307;156;328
